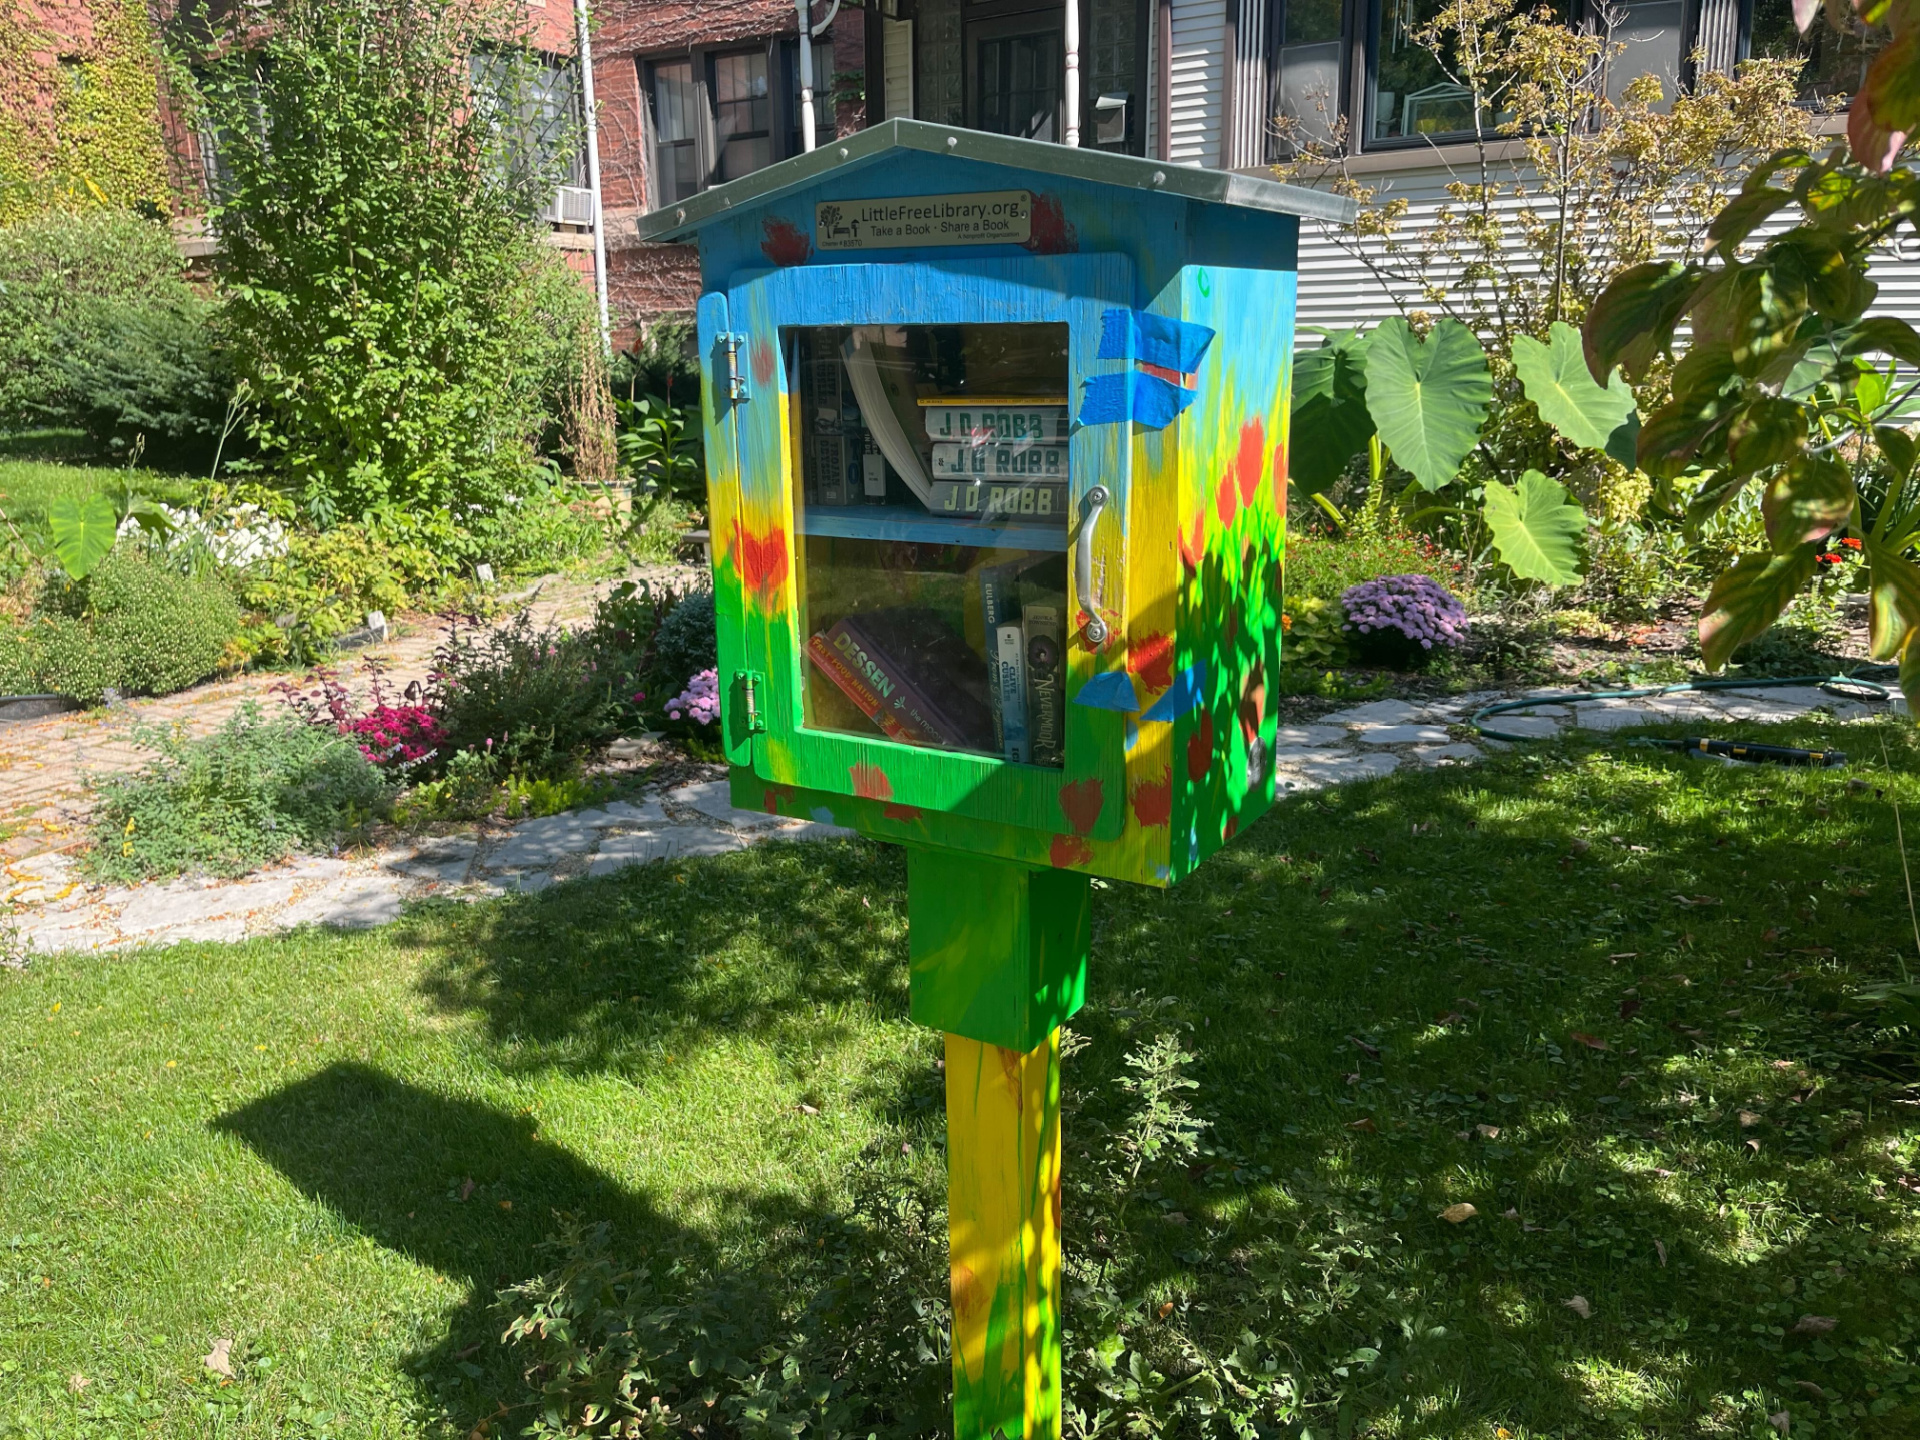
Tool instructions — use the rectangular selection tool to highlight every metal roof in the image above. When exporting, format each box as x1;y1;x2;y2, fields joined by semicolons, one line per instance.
633;118;1357;243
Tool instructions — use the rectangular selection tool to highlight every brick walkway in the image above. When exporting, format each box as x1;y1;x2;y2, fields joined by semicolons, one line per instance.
0;570;690;863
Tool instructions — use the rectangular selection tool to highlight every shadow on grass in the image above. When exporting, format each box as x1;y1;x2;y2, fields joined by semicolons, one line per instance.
235;718;1920;1436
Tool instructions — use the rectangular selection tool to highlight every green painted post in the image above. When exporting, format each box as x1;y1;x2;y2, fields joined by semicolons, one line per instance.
907;848;1090;1439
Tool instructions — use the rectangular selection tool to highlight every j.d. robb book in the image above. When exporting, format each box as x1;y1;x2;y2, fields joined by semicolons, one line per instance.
930;443;1068;480
922;400;1070;445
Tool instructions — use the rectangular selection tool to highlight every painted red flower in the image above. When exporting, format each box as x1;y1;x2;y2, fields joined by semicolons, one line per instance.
851;761;892;801
1131;774;1172;827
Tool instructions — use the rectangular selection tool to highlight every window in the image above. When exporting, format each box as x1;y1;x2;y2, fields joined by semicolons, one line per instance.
976;28;1063;141
649;59;701;207
1747;0;1883;103
1269;0;1344;152
1366;0;1491;144
713;49;773;182
1600;0;1689;107
470;51;585;196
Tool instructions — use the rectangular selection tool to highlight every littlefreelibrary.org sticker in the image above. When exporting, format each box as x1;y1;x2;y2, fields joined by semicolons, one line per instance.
815;192;1033;250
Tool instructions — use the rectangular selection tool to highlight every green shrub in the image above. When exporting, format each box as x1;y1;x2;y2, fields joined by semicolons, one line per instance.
0;621;38;692
1280;595;1349;670
84;704;390;882
647;587;716;690
1284;525;1464;602
185;0;592;532
35;549;241;702
0;209;192;432
428;610;627;782
48;292;239;471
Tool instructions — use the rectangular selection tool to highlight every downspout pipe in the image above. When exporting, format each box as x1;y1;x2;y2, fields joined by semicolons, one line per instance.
573;0;610;346
798;0;818;150
1064;0;1080;145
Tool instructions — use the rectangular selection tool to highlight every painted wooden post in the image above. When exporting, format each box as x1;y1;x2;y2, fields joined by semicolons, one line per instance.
908;847;1088;1439
945;1027;1063;1439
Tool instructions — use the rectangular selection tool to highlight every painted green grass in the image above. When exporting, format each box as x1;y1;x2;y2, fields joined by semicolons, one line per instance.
3;719;1919;1438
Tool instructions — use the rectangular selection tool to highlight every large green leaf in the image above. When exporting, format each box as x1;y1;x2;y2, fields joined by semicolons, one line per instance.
1289;329;1376;493
47;493;120;581
1865;535;1920;661
1760;450;1850;553
1698;546;1818;671
1512;321;1637;453
1584;260;1703;380
1481;469;1586;586
1362;317;1491;491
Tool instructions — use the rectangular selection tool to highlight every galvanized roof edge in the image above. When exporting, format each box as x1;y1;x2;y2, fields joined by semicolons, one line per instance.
633;119;1357;242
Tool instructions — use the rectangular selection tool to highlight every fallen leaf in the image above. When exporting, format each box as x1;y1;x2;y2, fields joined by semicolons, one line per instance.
1746;1139;1761;1155
67;1373;88;1394
1502;1207;1520;1219
1348;1035;1381;1059
1724;1008;1744;1019
498;1200;512;1211
1162;1211;1189;1225
1768;1410;1789;1435
1738;1110;1761;1127
1619;996;1642;1019
204;1337;235;1379
1609;952;1640;961
1570;1031;1609;1051
1570;838;1591;855
1762;927;1781;941
1439;1203;1478;1223
1436;1010;1467;1026
1655;1239;1667;1267
1796;1381;1828;1399
1475;1124;1501;1139
1792;1314;1837;1334
1347;1117;1378;1134
797;1103;820;1115
458;1178;475;1203
1344;1071;1361;1084
1563;1295;1592;1318
1157;1301;1175;1319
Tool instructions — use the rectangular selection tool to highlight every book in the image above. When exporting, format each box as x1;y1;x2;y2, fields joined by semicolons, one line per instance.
922;402;1071;445
930;443;1069;481
812;610;996;752
929;479;1069;521
993;623;1030;763
812;434;846;505
1023;598;1065;767
861;432;888;501
806;632;941;745
977;559;1023;753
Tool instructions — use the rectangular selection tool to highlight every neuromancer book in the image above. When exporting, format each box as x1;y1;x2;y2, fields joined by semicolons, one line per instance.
1022;597;1065;767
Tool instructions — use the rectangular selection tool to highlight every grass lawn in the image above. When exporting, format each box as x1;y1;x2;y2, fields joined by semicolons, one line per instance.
3;719;1920;1438
0;438;194;532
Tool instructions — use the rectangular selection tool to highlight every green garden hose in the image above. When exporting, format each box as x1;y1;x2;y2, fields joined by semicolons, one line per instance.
1468;669;1900;761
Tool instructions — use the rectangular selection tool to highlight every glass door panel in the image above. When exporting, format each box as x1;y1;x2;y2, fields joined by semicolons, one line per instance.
787;323;1071;766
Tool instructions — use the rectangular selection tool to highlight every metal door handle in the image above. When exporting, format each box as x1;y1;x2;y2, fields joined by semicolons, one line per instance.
1076;484;1110;645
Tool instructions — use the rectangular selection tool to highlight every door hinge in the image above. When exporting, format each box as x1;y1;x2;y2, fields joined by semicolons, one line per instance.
735;670;767;734
723;332;750;403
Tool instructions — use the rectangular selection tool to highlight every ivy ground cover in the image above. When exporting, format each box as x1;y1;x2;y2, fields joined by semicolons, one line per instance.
2;720;1919;1437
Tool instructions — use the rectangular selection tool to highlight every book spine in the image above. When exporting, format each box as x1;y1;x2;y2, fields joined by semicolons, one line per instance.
994;623;1030;763
806;632;926;744
831;617;970;748
924;404;1071;445
979;564;1015;754
931;443;1069;480
1023;601;1065;766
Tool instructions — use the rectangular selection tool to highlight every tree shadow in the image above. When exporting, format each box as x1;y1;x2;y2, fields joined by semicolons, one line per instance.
1059;721;1920;1435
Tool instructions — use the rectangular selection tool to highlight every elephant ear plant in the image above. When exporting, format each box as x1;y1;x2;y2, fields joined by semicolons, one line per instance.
1582;0;1920;703
1289;315;1637;587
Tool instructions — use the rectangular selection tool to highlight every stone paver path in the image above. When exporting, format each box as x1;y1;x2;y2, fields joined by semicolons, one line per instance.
3;679;1887;959
0;571;688;862
6;776;850;956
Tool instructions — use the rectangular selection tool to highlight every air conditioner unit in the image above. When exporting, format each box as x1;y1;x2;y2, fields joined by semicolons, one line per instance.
546;185;595;226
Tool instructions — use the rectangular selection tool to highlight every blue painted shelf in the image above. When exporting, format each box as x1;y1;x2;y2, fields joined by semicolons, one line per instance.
798;504;1069;552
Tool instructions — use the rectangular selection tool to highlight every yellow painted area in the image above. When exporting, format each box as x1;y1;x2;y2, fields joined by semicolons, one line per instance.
945;1028;1062;1439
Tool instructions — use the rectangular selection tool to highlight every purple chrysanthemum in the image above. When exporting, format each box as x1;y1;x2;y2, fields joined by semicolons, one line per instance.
1339;574;1468;652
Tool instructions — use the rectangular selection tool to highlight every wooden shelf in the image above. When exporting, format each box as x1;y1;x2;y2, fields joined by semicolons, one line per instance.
798;504;1069;552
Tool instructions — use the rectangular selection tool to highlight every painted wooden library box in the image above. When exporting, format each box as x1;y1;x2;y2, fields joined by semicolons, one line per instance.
639;120;1349;1439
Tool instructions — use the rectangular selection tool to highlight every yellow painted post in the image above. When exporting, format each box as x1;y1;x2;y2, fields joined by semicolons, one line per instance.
944;1028;1064;1440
